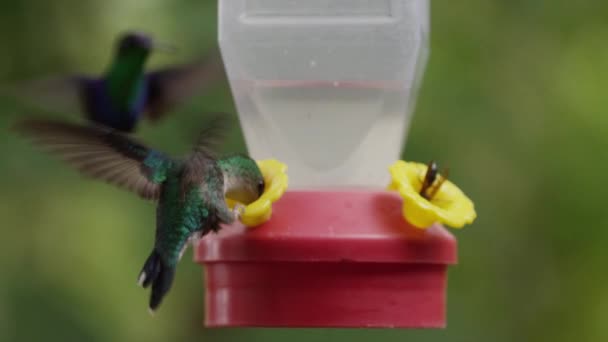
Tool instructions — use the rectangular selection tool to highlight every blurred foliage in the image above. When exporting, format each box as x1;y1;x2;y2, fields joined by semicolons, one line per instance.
1;0;607;341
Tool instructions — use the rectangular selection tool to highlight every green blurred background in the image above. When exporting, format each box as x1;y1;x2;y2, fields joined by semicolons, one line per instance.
1;1;607;341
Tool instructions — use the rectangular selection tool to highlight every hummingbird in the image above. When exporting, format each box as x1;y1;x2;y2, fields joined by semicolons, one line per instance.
7;31;225;132
14;115;265;312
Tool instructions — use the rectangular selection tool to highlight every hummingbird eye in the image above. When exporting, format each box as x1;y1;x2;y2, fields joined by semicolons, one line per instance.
257;180;265;197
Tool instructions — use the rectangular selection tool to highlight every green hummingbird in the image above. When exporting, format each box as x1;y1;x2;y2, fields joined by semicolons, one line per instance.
14;116;265;312
7;31;225;132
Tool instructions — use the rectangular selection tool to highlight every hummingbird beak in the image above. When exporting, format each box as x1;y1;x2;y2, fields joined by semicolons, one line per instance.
152;41;178;53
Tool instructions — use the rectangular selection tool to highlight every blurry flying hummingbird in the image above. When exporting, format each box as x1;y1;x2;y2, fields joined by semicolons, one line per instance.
7;31;225;132
14;116;265;312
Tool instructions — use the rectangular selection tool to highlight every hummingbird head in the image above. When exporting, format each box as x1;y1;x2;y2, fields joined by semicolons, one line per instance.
218;155;265;205
117;32;154;56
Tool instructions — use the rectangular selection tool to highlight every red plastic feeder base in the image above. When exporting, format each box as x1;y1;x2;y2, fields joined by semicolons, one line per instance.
195;190;457;328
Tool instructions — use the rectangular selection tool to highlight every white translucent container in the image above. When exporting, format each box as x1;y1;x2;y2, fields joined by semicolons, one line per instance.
219;0;429;188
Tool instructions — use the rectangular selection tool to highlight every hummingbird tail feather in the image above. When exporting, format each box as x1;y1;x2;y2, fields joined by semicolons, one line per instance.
138;250;176;312
138;250;162;288
149;262;176;312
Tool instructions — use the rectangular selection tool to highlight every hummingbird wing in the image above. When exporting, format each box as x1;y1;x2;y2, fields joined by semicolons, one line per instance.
14;119;171;200
190;113;234;157
2;74;88;116
144;47;226;122
179;113;233;199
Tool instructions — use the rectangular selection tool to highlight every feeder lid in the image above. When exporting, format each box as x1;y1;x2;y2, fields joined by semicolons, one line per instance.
195;190;457;264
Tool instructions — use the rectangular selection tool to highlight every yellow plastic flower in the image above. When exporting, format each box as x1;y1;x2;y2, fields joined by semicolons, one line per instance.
388;160;476;229
226;159;288;227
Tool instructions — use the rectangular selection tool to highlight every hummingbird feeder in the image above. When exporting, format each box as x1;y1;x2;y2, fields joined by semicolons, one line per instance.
196;0;470;328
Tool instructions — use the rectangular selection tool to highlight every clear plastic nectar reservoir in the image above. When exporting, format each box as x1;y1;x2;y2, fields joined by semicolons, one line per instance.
219;0;430;188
